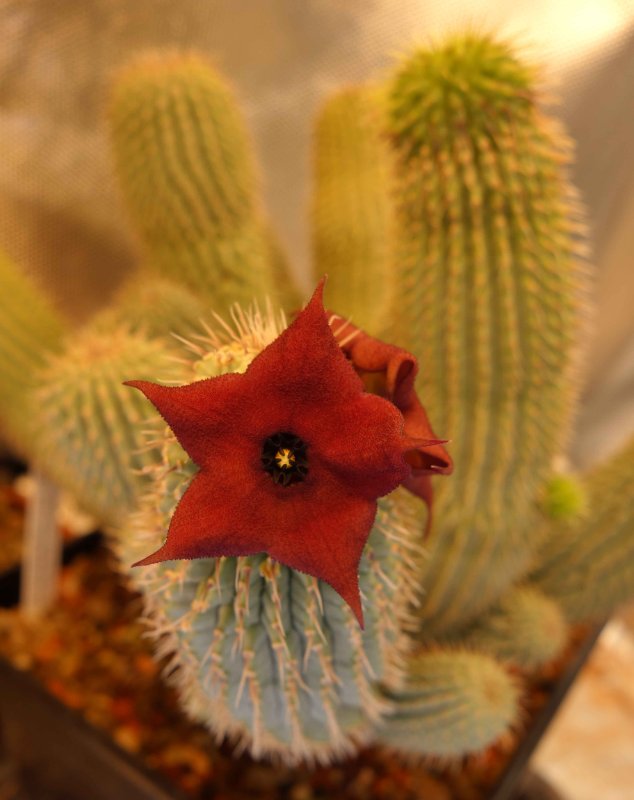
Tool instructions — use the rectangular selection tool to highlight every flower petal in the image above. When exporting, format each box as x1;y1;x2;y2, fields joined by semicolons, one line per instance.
330;315;453;491
135;461;373;626
305;392;410;500
133;466;266;564
267;473;374;628
240;279;364;411
125;374;247;468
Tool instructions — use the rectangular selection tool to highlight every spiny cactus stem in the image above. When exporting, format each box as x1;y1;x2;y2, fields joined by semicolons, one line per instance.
387;36;588;633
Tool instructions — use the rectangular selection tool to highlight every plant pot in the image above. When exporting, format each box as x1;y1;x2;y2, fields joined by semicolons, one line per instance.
0;658;183;800
0;536;602;800
0;533;180;800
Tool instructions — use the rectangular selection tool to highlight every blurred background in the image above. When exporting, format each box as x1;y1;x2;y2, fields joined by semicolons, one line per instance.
1;0;633;468
0;2;633;797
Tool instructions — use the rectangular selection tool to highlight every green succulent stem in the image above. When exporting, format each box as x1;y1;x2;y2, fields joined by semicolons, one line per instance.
386;34;590;633
0;251;68;458
109;51;297;313
376;648;520;760
453;585;569;669
311;86;396;333
532;435;634;622
31;325;183;526
92;273;208;339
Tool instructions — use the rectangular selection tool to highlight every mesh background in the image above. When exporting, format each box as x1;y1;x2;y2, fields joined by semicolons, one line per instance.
0;0;633;464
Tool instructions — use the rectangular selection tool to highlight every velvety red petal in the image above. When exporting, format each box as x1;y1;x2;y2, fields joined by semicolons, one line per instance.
267;473;373;628
305;392;410;500
330;315;453;493
125;374;247;468
240;279;364;412
133;466;266;565
135;458;373;626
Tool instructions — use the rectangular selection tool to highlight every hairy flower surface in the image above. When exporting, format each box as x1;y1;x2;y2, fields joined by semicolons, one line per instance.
126;281;422;625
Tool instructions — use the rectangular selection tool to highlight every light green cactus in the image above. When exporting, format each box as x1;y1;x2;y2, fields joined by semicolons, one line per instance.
0;251;68;458
109;52;298;313
311;86;396;333
92;273;209;339
539;472;588;522
453;585;569;670
532;436;634;623
105;38;633;766
262;226;302;311
114;316;423;764
306;31;632;763
385;33;590;634
377;649;520;759
31;325;183;526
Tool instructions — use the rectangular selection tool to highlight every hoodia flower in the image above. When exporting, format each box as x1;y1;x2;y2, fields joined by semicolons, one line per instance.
126;280;448;626
330;316;453;515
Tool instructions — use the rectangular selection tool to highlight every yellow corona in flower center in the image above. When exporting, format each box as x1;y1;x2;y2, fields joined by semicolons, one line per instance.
262;432;308;487
275;448;296;469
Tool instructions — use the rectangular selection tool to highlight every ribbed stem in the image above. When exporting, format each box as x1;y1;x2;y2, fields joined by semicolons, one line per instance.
0;251;67;458
532;436;634;622
376;648;520;759
32;326;181;526
109;51;297;312
311;86;396;333
387;34;590;632
93;273;208;339
453;585;569;669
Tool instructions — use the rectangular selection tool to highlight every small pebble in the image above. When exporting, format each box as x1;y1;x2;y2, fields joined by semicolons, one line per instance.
289;782;313;800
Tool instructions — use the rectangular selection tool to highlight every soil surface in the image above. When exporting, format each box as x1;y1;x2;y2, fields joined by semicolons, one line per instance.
0;470;26;574
0;542;588;800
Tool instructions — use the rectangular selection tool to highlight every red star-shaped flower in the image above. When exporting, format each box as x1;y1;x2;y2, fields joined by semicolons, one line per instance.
126;281;416;626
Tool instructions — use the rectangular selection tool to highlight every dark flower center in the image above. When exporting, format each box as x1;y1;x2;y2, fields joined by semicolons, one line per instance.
261;432;308;487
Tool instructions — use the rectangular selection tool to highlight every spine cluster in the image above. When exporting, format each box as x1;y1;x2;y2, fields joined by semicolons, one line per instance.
386;35;590;634
109;52;298;313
